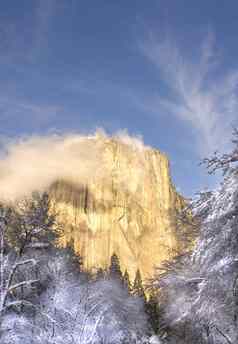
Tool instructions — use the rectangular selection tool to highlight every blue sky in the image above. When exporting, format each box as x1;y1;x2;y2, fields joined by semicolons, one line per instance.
0;0;238;196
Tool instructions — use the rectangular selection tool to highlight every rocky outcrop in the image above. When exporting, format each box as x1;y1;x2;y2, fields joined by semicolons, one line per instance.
49;135;184;282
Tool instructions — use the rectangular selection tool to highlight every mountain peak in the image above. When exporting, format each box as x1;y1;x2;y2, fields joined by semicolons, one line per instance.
49;137;184;281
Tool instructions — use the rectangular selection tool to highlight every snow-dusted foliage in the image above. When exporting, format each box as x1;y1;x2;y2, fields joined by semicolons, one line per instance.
1;246;150;344
154;170;238;344
0;192;59;323
0;190;153;344
39;249;150;344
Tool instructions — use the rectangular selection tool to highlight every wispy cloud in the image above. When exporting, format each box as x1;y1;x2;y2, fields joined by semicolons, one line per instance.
140;31;238;156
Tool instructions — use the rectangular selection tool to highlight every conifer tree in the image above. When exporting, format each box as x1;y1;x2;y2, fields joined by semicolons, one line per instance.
133;269;146;300
145;293;161;333
109;253;122;280
123;269;131;292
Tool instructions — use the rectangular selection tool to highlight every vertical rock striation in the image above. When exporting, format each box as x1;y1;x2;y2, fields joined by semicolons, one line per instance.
49;135;184;281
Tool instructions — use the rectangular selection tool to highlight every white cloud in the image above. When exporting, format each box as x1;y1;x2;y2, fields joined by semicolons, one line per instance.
140;31;238;156
0;131;148;201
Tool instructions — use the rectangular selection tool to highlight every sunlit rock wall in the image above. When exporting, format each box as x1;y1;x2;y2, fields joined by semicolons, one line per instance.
49;135;184;282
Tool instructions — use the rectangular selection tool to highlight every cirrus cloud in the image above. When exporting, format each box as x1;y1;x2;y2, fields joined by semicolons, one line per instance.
139;31;238;156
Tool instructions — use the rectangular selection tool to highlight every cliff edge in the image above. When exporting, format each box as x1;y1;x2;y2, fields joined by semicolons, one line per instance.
49;134;184;281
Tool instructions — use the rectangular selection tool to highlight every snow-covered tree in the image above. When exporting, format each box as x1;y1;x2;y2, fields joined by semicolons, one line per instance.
3;245;149;343
152;131;238;344
201;127;238;175
0;192;60;331
39;257;149;344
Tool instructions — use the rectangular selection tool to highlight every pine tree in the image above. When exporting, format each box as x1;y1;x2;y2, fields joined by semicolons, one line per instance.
109;253;122;280
133;269;146;300
123;269;132;292
145;293;161;333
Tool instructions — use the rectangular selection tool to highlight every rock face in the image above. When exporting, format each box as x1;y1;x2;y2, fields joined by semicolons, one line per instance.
49;135;184;281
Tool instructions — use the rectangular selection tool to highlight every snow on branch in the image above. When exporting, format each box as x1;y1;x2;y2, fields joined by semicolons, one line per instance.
8;279;39;293
201;127;238;175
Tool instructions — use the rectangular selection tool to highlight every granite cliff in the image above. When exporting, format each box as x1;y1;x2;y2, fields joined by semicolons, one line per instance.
49;134;184;281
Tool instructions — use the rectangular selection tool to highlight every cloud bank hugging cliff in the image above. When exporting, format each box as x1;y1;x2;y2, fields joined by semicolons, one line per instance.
0;131;149;201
